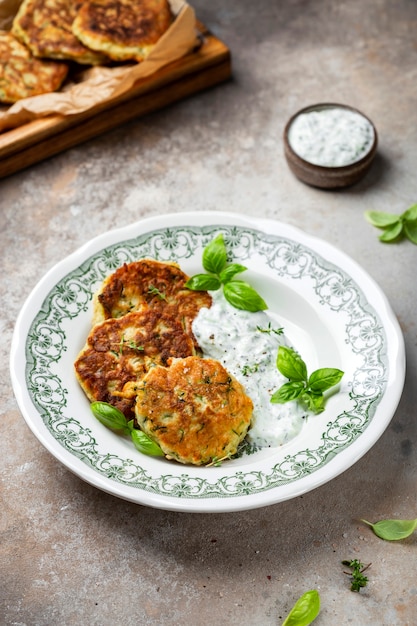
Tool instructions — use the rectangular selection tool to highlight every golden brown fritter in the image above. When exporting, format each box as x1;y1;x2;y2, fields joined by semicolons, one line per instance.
12;0;108;64
72;0;173;62
134;356;253;465
92;259;212;347
74;309;196;420
0;30;68;103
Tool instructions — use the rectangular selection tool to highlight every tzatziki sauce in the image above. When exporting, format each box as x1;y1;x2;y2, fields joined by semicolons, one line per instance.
288;106;375;167
192;290;305;448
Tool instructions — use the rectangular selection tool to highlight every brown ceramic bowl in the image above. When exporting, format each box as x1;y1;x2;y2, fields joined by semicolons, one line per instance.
284;103;378;189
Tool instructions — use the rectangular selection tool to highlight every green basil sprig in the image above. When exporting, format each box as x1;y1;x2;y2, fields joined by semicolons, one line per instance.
91;401;164;457
365;203;417;244
271;346;344;414
185;234;267;312
282;590;320;626
361;517;417;541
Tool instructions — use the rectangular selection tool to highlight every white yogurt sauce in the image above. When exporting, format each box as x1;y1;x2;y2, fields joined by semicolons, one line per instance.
192;290;305;448
288;106;375;167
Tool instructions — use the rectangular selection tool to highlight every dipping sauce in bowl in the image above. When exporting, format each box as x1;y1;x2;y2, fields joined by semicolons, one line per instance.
284;103;378;189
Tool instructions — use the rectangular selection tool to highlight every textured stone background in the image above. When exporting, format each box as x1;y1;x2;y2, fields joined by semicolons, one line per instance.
1;0;416;624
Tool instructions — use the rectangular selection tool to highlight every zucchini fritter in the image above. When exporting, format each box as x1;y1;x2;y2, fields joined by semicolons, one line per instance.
135;356;253;465
93;259;212;347
72;0;173;62
12;0;108;64
0;30;68;103
74;309;196;420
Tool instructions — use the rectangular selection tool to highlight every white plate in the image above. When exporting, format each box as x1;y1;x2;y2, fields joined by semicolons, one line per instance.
10;212;405;512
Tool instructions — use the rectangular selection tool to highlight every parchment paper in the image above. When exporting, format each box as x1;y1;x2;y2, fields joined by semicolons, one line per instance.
0;0;197;132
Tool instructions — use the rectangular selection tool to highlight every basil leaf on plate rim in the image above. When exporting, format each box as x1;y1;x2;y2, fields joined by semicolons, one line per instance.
202;233;228;274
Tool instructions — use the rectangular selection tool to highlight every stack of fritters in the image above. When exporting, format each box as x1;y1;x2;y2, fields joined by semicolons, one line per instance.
1;0;174;103
75;259;210;420
75;259;253;465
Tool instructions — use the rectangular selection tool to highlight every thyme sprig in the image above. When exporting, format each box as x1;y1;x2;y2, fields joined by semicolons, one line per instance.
342;559;371;592
256;322;284;335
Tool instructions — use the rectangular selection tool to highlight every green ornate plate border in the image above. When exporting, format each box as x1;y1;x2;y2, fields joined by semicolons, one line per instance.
22;223;392;500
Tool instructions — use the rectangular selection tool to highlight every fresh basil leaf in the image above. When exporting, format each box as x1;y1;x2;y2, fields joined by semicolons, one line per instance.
308;367;344;392
270;381;305;404
223;280;267;312
402;203;417;222
219;263;247;284
283;590;320;626
301;391;325;414
361;518;417;541
364;210;400;228
202;234;228;274
185;274;221;291
277;346;307;382
130;429;165;457
404;219;417;244
90;401;130;433
379;221;404;242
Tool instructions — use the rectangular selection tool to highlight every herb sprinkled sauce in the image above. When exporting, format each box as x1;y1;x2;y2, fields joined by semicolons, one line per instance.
288;105;375;167
193;290;305;448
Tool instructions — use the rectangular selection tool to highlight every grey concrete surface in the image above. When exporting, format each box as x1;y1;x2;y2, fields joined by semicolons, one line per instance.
1;1;416;624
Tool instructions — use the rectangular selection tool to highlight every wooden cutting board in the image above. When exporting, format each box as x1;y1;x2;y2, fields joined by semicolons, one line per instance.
0;22;231;179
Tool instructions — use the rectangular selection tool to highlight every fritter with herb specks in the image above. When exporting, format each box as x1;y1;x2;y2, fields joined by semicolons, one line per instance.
93;259;212;348
74;309;196;420
134;356;253;465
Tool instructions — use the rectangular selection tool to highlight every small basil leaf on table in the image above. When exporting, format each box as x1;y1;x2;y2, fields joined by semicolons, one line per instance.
361;517;417;540
91;401;130;434
185;274;221;291
282;589;320;626
402;203;417;221
404;219;417;244
202;233;228;274
379;220;404;242
223;280;267;312
364;210;400;228
364;203;417;245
